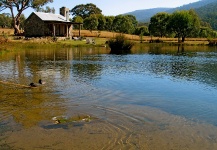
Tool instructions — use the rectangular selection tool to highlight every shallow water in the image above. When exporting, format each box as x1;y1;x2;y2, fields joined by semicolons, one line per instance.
1;45;217;149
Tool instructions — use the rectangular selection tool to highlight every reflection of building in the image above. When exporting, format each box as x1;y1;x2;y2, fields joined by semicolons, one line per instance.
25;7;82;38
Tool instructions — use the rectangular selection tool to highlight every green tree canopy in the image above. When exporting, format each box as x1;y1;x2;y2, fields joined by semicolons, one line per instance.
35;6;55;13
112;15;135;34
96;14;106;30
72;15;83;29
135;26;149;36
0;0;53;35
83;14;98;32
70;3;102;20
149;12;170;37
167;10;200;42
0;13;12;28
104;16;114;31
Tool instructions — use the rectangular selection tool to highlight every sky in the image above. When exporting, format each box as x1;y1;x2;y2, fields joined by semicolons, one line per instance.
1;0;200;17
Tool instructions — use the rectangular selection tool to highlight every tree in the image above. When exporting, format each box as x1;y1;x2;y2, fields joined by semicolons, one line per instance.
112;15;135;34
104;16;114;31
167;10;200;42
149;12;170;37
96;14;106;30
35;6;55;13
135;26;149;36
72;16;83;29
70;3;102;20
0;13;12;28
125;14;138;29
83;14;98;32
0;0;53;35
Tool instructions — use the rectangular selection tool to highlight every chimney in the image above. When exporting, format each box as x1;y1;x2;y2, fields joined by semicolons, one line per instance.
60;7;69;21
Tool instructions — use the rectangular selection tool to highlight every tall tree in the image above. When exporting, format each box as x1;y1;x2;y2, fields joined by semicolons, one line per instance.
83;14;98;32
0;0;53;35
0;13;12;28
104;16;114;31
72;15;83;29
70;3;102;20
135;26;149;36
149;12;170;37
96;14;106;30
35;6;55;13
112;15;135;34
167;10;200;42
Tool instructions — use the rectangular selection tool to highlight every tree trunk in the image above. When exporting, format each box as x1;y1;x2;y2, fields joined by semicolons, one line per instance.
13;16;21;35
182;36;185;42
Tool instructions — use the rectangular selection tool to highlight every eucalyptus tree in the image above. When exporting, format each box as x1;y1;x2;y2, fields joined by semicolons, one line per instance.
83;14;98;32
96;14;106;30
70;3;102;20
135;26;149;36
72;15;83;29
0;0;53;35
35;6;55;13
167;10;200;42
112;15;135;34
148;12;170;37
0;13;12;28
104;16;114;31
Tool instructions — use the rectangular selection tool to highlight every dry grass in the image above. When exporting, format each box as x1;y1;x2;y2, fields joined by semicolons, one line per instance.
72;29;209;44
0;28;210;45
0;28;14;35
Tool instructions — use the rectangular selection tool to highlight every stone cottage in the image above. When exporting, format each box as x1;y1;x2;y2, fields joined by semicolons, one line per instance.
25;7;82;38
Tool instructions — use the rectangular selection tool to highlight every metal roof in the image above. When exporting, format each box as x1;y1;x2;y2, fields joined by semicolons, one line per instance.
34;12;70;23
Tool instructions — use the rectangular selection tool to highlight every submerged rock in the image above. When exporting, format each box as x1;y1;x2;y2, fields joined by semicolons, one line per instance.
52;114;97;124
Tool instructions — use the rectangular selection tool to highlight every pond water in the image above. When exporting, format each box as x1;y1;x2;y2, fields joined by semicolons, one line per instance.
1;45;217;149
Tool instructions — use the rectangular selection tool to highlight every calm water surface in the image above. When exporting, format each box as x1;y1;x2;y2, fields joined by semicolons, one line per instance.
1;45;217;149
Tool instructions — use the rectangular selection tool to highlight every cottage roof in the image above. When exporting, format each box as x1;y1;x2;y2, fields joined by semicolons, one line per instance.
34;12;70;23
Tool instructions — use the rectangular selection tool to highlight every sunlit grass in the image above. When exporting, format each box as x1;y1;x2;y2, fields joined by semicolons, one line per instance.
0;28;211;54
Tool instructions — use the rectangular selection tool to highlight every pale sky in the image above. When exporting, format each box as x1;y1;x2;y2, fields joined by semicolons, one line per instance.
1;0;200;17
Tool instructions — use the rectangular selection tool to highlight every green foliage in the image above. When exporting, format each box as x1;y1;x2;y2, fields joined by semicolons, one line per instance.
0;13;12;28
149;12;170;37
125;14;138;28
108;34;134;54
134;26;149;36
70;3;102;19
96;14;106;30
72;16;83;29
167;10;200;42
112;15;135;34
35;6;55;13
195;1;217;30
104;16;115;31
83;15;98;32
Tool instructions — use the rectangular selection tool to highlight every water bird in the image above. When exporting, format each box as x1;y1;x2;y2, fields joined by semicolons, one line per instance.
29;79;45;87
39;79;46;85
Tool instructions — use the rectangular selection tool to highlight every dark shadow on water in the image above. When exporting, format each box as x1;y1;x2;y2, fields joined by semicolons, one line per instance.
42;122;84;130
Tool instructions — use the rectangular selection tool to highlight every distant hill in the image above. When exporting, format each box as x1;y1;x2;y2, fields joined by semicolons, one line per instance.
124;0;217;23
124;8;170;22
195;1;217;30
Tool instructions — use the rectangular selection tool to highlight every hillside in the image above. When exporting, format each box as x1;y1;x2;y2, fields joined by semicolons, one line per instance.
125;0;217;23
195;1;217;30
124;8;170;22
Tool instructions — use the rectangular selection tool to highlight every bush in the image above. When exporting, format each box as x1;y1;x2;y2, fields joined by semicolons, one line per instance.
108;34;134;54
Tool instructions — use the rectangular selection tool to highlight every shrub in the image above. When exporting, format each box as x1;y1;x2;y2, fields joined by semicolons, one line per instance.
108;34;134;54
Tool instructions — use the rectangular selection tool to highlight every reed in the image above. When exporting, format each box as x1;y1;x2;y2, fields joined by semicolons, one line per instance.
108;34;134;54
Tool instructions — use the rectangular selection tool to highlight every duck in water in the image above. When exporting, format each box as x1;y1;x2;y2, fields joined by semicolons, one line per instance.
29;79;45;87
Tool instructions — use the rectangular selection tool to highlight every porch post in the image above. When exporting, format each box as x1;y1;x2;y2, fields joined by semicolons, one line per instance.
66;25;69;38
53;24;56;36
